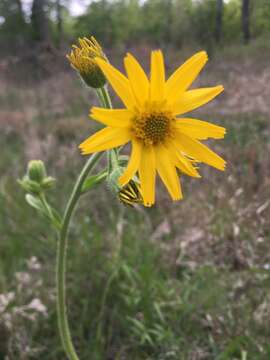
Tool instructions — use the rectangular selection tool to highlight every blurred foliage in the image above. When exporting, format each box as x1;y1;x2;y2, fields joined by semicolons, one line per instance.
0;0;31;50
74;0;270;48
0;0;270;53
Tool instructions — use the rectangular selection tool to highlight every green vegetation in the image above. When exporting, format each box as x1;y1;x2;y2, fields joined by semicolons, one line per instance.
1;0;270;53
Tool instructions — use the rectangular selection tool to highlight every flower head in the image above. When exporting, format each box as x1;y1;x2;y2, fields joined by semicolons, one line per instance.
80;50;226;206
67;36;107;88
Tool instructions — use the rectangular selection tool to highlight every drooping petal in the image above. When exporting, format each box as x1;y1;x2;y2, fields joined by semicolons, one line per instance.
90;107;132;128
155;145;182;201
124;53;149;105
150;50;165;102
139;145;156;206
175;153;201;178
95;58;135;108
79;127;131;154
175;118;226;140
166;51;208;101
171;86;224;116
167;141;201;178
173;130;226;171
119;140;142;186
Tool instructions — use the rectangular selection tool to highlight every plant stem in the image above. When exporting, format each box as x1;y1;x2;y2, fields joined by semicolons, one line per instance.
39;193;61;230
56;85;114;360
56;152;103;360
97;86;119;175
98;86;112;109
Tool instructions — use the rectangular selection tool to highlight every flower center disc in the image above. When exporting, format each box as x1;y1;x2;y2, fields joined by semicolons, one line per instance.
132;111;174;146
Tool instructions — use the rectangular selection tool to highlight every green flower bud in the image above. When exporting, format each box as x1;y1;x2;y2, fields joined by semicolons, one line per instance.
41;176;56;190
27;160;46;183
19;160;55;196
18;177;42;195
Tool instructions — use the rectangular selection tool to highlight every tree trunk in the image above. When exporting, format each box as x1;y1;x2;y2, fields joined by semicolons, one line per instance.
56;0;63;48
15;0;24;21
215;0;223;43
31;0;50;43
242;0;250;43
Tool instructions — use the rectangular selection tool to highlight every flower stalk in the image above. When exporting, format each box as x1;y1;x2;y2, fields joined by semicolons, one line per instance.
56;152;103;360
56;86;113;360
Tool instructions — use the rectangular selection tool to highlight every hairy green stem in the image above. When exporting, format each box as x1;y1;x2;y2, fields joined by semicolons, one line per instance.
57;152;103;360
56;85;113;360
97;86;118;175
98;86;112;109
39;193;61;230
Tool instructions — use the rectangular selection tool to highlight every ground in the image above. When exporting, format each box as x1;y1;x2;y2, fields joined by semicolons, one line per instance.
0;39;270;359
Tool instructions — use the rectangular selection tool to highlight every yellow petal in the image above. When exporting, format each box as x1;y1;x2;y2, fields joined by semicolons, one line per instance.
90;107;132;128
166;51;208;102
171;86;224;116
174;130;226;171
150;50;165;102
139;145;156;206
124;53;149;105
167;141;201;178
155;145;182;201
175;118;226;140
119;140;142;186
95;58;135;109
175;153;201;178
79;127;130;155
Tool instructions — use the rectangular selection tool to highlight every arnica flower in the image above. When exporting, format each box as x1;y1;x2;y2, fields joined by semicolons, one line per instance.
67;36;107;88
80;50;226;206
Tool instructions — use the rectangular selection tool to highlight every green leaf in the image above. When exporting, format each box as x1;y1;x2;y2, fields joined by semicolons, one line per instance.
50;207;62;230
51;207;62;224
81;171;107;194
25;194;47;216
25;194;62;230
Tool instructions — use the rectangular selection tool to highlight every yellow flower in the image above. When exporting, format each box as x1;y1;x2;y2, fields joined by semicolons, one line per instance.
67;36;107;88
80;50;226;206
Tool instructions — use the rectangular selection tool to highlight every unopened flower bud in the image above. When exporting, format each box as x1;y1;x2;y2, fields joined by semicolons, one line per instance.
107;167;142;207
18;177;42;195
67;36;107;89
41;176;56;190
19;160;55;195
118;180;143;207
27;160;46;183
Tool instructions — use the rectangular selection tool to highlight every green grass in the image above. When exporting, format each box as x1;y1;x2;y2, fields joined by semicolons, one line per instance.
1;191;270;360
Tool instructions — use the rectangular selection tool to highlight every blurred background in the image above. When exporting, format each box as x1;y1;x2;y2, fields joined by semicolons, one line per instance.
1;1;270;359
